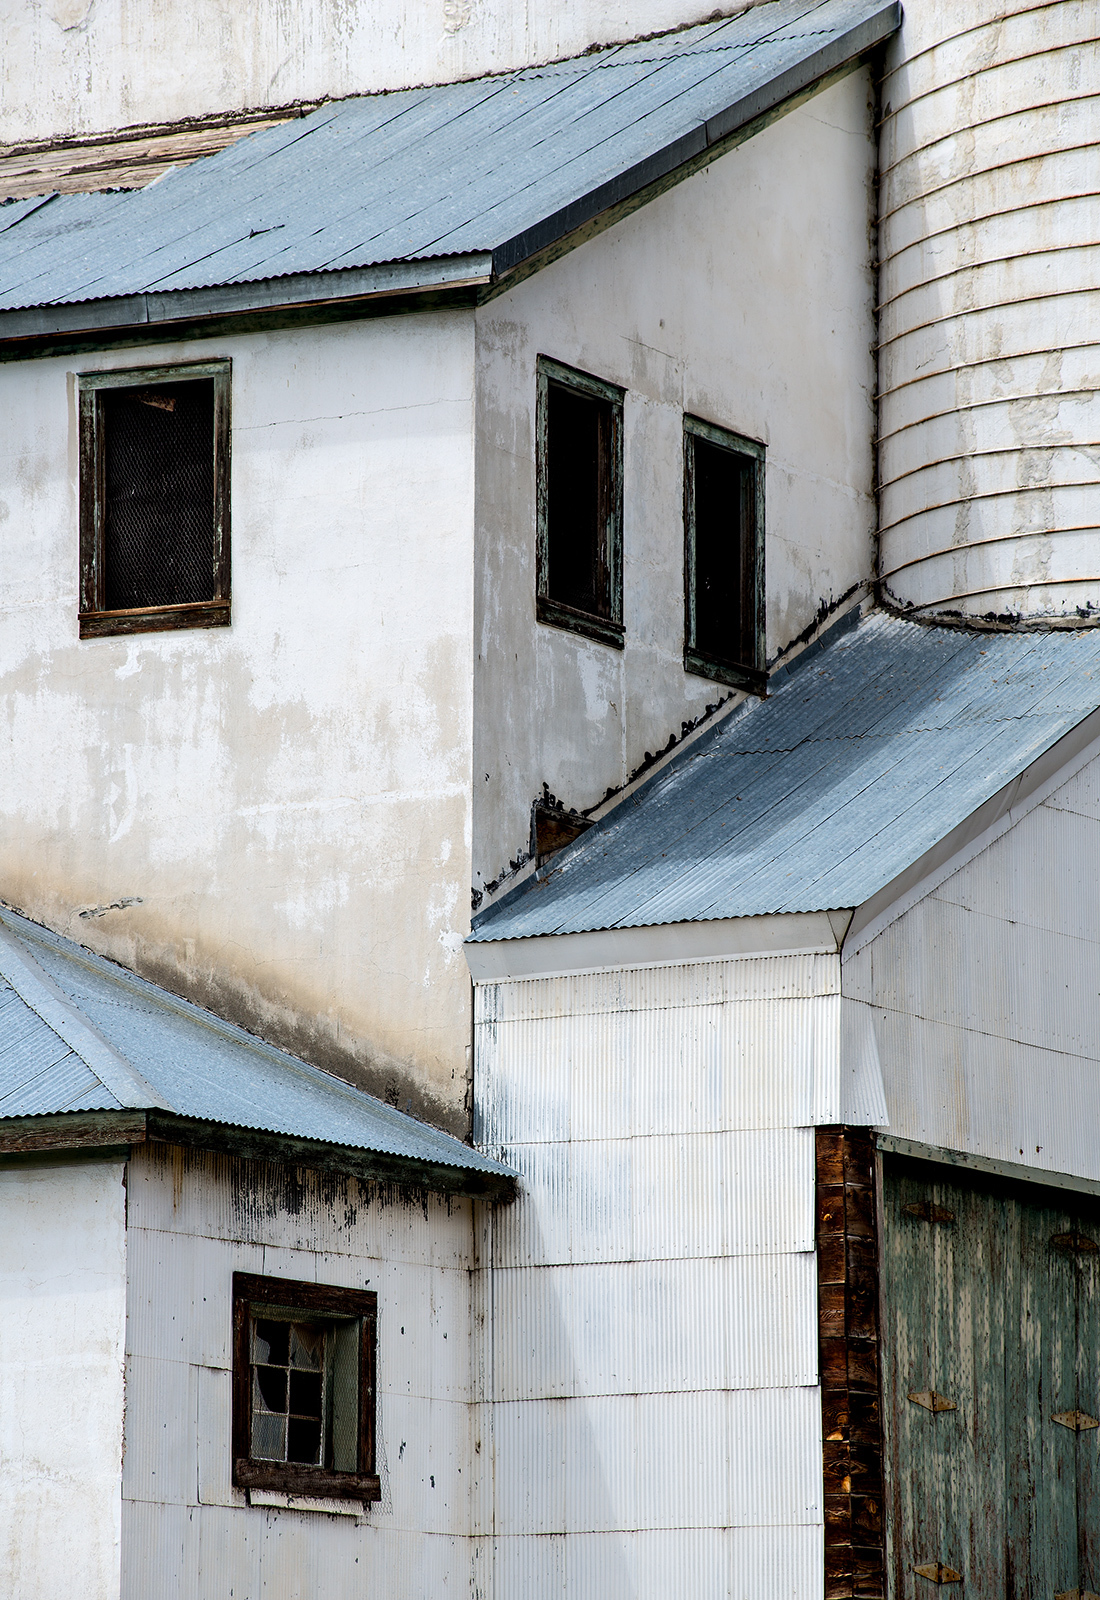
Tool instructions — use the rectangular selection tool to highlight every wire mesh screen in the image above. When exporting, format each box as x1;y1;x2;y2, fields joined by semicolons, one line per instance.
102;379;216;610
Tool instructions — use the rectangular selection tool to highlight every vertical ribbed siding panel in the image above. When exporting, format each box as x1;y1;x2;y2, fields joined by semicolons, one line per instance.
843;764;1100;1180
476;950;831;1598
877;0;1100;623
488;1526;822;1600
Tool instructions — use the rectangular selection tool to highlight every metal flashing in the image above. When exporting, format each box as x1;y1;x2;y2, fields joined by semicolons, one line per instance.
877;1134;1100;1203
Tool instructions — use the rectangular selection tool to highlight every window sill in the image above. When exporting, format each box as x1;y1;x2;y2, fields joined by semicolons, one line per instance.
536;595;624;650
248;1488;370;1521
684;648;766;695
235;1457;381;1504
80;599;230;639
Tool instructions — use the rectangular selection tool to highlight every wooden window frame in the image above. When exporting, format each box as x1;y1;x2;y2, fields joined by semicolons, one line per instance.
232;1271;380;1504
78;359;231;639
535;356;625;649
682;414;765;694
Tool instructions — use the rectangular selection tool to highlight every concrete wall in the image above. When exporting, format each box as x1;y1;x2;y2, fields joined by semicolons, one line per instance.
121;1142;480;1598
473;70;878;900
0;1154;127;1600
0;314;476;1133
0;0;766;146
843;742;1100;1181
473;949;838;1599
877;0;1100;624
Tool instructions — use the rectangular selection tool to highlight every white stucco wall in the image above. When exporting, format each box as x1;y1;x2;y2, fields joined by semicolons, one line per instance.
844;740;1100;1182
0;1155;127;1600
0;0;767;146
121;1142;480;1599
0;314;476;1132
472;69;878;898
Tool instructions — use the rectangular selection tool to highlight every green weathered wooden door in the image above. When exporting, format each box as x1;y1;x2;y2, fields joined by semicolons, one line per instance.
882;1159;1100;1598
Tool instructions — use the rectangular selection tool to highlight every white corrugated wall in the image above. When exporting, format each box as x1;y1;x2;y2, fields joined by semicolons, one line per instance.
844;744;1100;1179
877;0;1100;623
474;951;843;1600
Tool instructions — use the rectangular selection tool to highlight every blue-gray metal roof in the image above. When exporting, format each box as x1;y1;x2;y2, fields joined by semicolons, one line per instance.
469;612;1100;942
0;0;898;334
0;906;511;1184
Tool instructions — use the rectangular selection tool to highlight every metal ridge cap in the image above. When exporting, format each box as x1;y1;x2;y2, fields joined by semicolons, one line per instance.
0;252;493;345
490;0;901;280
0;920;171;1110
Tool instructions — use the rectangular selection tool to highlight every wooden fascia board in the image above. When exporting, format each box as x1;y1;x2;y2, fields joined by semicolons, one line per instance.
0;1109;148;1153
145;1112;517;1201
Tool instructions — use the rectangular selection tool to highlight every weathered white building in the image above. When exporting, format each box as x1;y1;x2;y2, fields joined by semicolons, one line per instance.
1;0;1100;1595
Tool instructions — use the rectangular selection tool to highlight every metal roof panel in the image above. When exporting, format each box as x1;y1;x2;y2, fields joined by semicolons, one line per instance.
0;0;899;317
469;614;1100;942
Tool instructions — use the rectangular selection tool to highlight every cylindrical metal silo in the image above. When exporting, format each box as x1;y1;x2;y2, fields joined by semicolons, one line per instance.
877;0;1100;626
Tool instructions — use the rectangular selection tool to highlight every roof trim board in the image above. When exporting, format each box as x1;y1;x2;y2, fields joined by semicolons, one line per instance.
0;0;900;352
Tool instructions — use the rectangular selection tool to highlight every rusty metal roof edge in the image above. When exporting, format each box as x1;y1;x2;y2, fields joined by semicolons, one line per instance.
0;252;493;348
490;0;902;281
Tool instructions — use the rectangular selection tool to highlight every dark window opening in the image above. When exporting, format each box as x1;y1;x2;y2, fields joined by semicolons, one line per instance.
233;1273;379;1503
536;358;623;648
684;417;764;692
79;361;230;638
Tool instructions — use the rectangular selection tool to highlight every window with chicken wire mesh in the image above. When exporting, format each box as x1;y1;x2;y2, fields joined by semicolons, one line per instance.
683;415;765;694
78;361;230;638
232;1273;380;1503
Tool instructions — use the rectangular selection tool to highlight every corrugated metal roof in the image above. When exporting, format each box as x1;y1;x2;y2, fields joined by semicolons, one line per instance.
0;0;897;320
0;907;511;1182
469;612;1100;943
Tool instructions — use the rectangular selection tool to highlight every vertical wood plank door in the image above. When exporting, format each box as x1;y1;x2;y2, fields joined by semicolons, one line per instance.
881;1158;1100;1599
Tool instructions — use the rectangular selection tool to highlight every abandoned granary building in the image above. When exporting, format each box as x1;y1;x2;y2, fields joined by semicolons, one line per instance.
1;0;1099;1594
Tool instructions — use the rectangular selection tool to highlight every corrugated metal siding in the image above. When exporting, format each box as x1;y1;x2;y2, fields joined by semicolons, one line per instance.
491;1388;821;1535
487;1526;822;1600
844;744;1100;1180
469;614;1100;943
877;0;1100;624
491;1254;817;1399
477;953;824;1595
0;0;898;314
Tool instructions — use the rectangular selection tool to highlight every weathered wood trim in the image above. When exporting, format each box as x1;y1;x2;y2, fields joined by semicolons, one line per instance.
0;1110;147;1152
817;1126;886;1600
232;1271;381;1503
146;1112;516;1201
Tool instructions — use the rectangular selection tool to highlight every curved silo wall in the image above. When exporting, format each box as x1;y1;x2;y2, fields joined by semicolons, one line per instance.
877;0;1100;626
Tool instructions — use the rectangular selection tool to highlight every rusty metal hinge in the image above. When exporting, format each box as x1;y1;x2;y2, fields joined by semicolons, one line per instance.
1053;1410;1100;1432
915;1562;962;1584
908;1390;957;1413
904;1201;955;1224
1051;1231;1099;1255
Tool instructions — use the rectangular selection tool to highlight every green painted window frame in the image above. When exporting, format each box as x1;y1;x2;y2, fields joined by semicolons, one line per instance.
78;359;232;639
682;414;765;694
535;356;625;649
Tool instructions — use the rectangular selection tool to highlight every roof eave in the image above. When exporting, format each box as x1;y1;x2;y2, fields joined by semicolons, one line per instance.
0;1107;517;1200
0;253;493;359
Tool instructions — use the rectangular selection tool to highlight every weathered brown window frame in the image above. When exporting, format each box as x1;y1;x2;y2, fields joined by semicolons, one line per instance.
78;360;231;639
232;1271;380;1504
535;356;624;649
683;414;765;694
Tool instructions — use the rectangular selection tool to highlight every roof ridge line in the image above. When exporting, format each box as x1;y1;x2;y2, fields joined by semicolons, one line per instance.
0;917;170;1110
